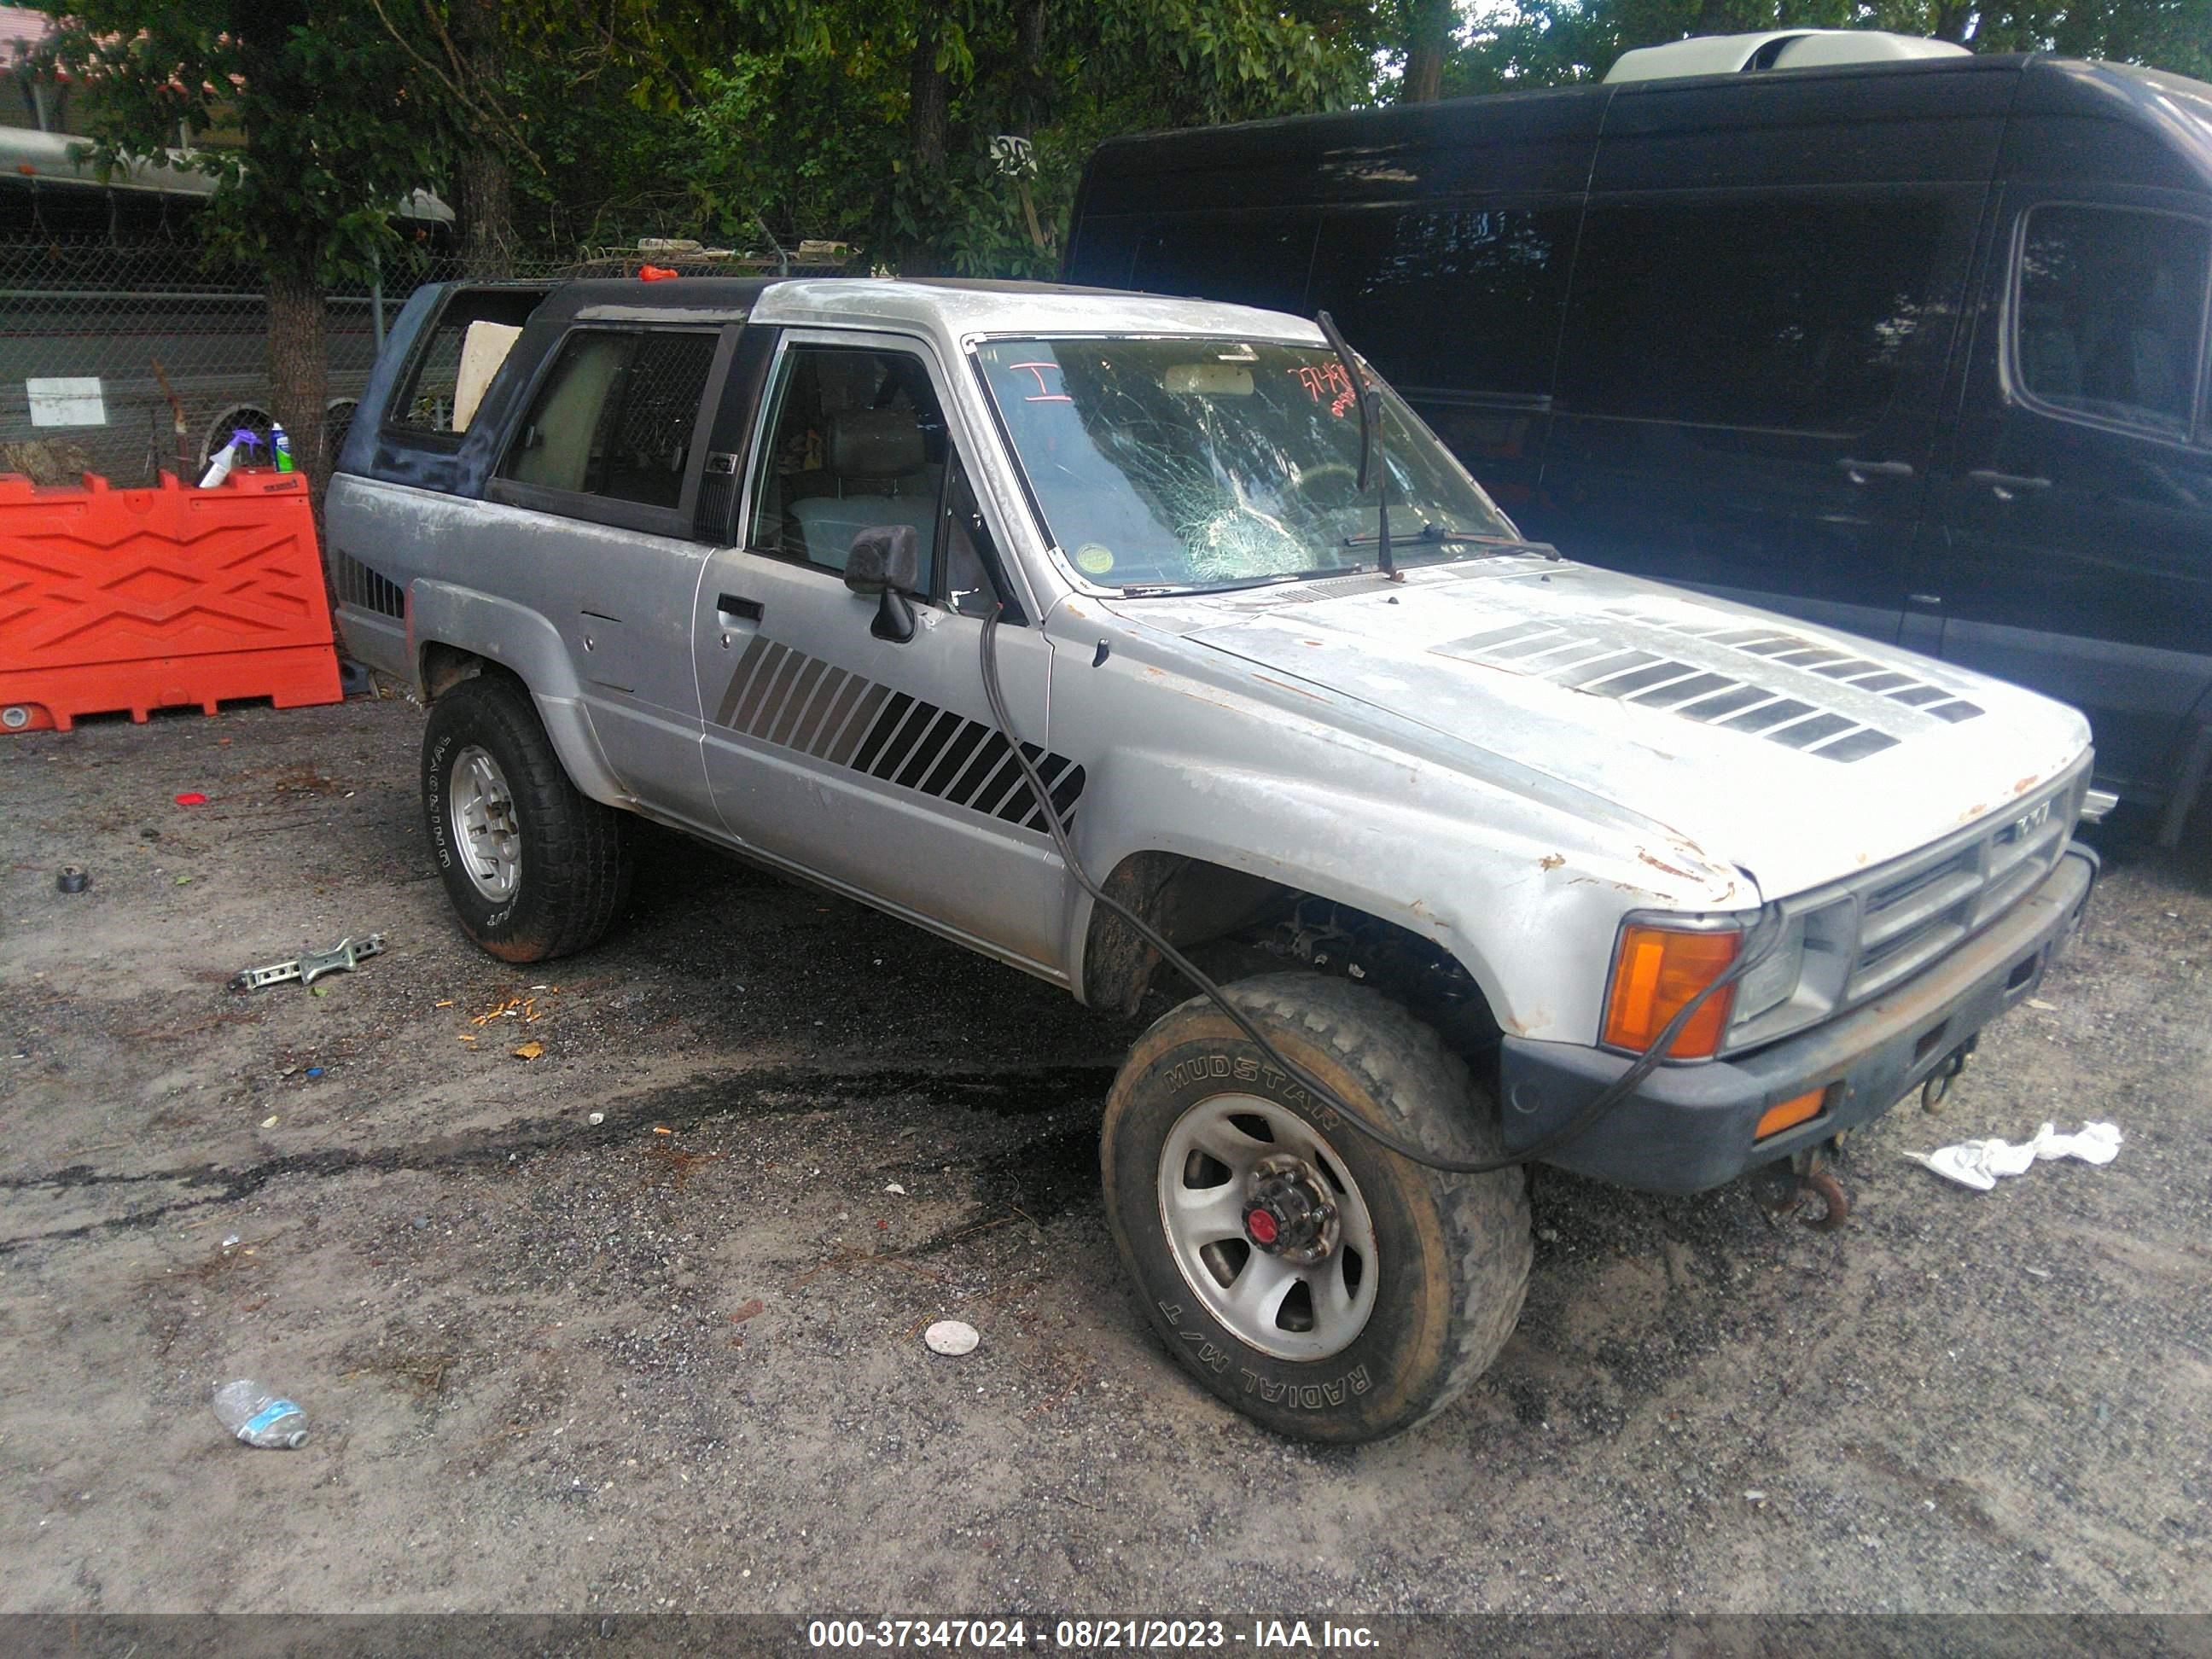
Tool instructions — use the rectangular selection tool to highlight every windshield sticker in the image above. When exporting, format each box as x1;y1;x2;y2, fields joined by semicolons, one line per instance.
1074;544;1116;576
1294;363;1358;418
1004;361;1072;403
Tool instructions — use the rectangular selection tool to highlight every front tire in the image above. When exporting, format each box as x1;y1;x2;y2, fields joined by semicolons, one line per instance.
1101;973;1531;1442
421;674;633;962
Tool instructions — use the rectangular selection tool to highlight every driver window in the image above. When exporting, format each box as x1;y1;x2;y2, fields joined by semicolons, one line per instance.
750;346;950;588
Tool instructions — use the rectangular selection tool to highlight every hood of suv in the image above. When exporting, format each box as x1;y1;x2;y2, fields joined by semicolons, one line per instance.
1127;558;2092;902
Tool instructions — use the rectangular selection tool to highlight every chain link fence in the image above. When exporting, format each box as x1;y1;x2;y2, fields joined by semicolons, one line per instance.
0;236;850;487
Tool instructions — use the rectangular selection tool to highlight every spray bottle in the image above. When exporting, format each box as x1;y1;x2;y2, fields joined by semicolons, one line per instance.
271;422;294;474
198;436;240;489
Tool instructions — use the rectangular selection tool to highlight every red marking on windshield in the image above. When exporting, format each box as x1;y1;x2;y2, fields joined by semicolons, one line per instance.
1295;362;1358;417
1007;362;1073;403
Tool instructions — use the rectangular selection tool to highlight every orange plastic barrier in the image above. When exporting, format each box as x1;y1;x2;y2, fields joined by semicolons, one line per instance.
0;469;343;733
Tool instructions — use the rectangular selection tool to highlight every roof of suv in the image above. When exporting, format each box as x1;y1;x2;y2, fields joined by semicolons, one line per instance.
539;274;1326;345
756;277;1327;342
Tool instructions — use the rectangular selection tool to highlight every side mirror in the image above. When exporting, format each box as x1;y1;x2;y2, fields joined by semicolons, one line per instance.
846;524;920;643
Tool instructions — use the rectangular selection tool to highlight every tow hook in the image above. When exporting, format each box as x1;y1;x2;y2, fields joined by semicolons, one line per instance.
1920;1036;1977;1113
1749;1146;1852;1231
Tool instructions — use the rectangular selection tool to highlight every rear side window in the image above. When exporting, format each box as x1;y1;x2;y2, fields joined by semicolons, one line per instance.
2013;205;2211;441
501;329;718;509
1559;193;1953;430
387;288;546;436
1308;204;1577;399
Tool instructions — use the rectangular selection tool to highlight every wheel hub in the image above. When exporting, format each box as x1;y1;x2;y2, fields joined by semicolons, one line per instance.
449;743;521;903
1243;1152;1341;1266
1155;1092;1379;1361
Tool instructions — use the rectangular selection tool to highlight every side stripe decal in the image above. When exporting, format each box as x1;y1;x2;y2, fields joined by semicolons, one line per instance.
711;637;1084;833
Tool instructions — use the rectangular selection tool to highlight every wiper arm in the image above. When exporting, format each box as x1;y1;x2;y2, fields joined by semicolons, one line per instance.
1118;572;1308;597
1342;523;1557;554
1315;310;1395;583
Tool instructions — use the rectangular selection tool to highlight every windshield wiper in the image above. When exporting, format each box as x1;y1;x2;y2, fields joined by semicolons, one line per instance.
1120;565;1376;597
1342;523;1553;554
1315;310;1395;583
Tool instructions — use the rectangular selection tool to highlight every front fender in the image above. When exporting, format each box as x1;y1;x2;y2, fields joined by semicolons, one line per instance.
1062;746;1755;1045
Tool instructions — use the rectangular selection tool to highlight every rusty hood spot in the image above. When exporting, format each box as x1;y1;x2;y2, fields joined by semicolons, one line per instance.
1539;853;1565;870
1637;847;1698;882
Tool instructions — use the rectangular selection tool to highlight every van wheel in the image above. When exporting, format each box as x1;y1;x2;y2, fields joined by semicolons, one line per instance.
1101;972;1531;1442
421;674;633;962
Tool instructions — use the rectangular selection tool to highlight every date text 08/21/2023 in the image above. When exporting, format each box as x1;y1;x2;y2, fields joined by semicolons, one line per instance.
804;1618;1382;1650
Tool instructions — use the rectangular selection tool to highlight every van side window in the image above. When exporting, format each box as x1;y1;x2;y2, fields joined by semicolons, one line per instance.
1559;194;1951;430
748;346;950;591
500;329;717;508
2014;206;2211;441
1308;205;1577;398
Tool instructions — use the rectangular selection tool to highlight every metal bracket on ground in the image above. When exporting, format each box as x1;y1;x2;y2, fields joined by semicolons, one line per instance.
230;934;386;994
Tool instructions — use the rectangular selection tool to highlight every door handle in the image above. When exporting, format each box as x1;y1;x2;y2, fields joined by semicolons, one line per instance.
1837;457;1915;481
716;593;764;621
1966;469;2052;499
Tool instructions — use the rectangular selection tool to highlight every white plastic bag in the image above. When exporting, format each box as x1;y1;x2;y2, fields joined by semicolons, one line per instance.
1903;1121;2122;1190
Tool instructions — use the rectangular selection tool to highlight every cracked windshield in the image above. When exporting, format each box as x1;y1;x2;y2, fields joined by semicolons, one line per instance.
975;338;1519;591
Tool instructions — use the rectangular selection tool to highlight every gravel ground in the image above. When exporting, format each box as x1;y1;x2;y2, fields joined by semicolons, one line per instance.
1;694;2207;1617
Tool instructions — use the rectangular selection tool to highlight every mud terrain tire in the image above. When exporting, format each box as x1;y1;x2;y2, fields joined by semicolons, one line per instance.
1102;972;1531;1442
422;674;632;962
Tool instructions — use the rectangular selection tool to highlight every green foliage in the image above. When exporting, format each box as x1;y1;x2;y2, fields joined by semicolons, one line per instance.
684;2;1374;276
41;2;461;288
1444;0;2212;94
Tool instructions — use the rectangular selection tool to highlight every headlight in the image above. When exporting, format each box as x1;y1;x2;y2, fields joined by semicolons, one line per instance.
1731;915;1807;1025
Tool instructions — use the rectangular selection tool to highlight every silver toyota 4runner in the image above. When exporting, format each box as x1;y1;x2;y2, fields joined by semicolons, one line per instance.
329;275;2098;1442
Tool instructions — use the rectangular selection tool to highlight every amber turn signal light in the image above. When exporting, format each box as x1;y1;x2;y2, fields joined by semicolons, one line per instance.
1602;923;1742;1059
1755;1086;1828;1141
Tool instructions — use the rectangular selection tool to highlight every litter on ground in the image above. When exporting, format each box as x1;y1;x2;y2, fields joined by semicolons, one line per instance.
1903;1121;2122;1191
926;1319;980;1357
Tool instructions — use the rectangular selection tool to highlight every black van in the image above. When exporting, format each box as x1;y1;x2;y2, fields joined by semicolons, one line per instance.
1065;48;2212;840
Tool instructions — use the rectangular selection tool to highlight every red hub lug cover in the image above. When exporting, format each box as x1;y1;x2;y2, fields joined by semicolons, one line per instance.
1244;1207;1279;1246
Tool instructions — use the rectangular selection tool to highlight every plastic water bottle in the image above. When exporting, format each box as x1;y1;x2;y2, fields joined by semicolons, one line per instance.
212;1379;309;1448
271;422;294;473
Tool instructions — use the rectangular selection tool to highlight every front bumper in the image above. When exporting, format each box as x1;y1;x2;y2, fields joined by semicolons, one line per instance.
1498;843;2099;1195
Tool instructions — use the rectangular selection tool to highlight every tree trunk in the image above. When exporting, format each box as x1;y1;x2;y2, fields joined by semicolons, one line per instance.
901;17;950;276
1016;1;1049;132
455;145;515;279
1401;0;1454;103
449;0;515;276
265;265;330;493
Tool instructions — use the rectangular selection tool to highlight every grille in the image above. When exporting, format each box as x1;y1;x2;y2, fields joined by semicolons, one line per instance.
1436;604;1986;763
334;552;405;620
1719;763;2084;1053
1844;771;2080;1002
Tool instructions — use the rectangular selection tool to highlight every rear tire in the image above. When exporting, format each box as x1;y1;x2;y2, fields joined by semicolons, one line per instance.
1101;972;1531;1442
421;674;633;962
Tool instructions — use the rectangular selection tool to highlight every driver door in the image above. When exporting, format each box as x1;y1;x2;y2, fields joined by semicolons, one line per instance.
690;330;1074;974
